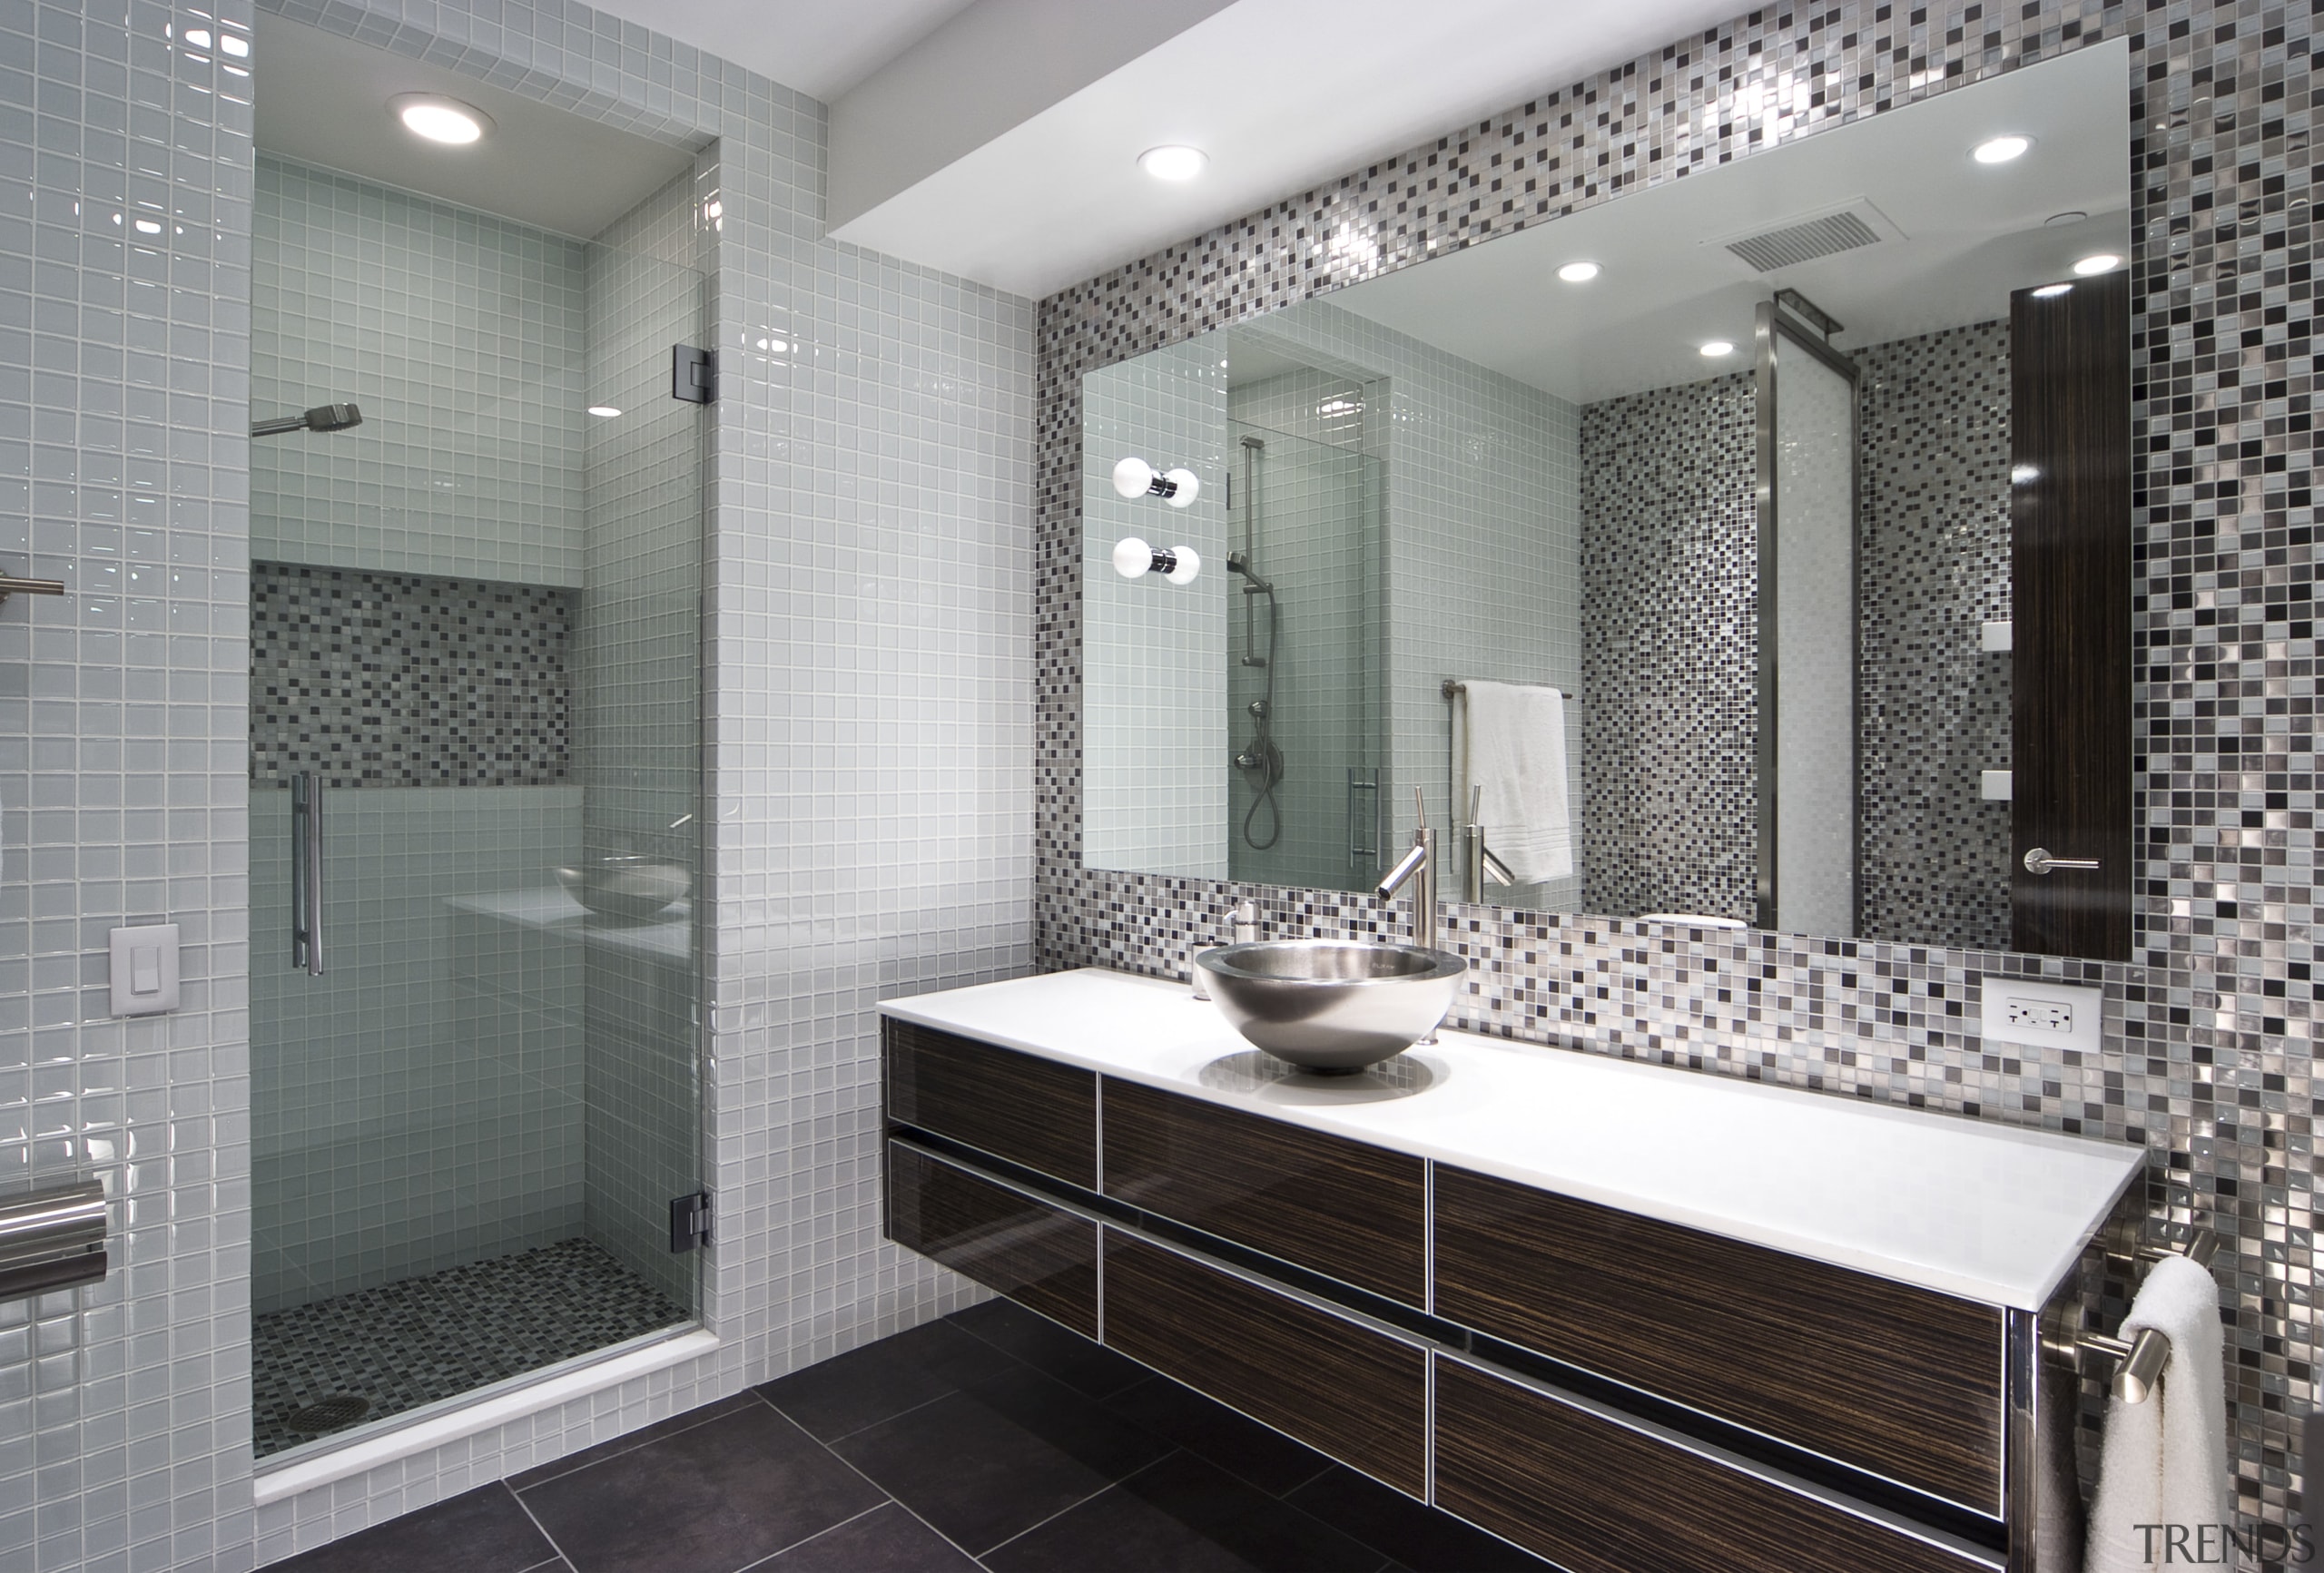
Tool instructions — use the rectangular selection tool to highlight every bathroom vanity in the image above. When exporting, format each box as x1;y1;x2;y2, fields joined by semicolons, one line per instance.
879;968;2151;1573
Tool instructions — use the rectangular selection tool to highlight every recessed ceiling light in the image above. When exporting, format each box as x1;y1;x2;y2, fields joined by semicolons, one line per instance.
586;406;622;418
1556;261;1601;283
2044;210;2089;227
2072;252;2122;276
391;93;493;146
1973;134;2033;164
2031;282;2074;299
1699;340;1736;358
1139;145;1208;182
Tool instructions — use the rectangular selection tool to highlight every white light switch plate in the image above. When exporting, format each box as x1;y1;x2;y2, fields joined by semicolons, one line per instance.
109;923;181;1016
1978;975;2102;1054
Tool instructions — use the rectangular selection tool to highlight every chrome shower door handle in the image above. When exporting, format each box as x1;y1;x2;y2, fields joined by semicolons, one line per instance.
2023;846;2100;875
290;772;325;976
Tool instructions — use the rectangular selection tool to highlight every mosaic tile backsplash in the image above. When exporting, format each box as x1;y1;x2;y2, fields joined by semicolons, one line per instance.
250;561;576;789
1033;4;2314;1548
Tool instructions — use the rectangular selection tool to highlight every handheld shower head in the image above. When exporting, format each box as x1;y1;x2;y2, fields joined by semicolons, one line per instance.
252;403;363;438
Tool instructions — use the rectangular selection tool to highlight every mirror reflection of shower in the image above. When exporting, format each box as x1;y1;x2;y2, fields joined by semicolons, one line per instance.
251;401;363;437
1231;434;1285;850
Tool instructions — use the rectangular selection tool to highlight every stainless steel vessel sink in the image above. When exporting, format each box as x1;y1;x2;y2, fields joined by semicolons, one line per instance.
1195;939;1465;1073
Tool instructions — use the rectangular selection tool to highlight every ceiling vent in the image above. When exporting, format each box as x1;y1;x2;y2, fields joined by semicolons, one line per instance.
1718;200;1898;274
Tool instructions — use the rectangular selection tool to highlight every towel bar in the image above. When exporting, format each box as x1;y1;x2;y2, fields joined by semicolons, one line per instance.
0;1178;108;1304
2043;1224;2219;1403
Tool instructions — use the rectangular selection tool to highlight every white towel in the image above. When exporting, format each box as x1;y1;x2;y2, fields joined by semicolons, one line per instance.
2084;1253;2235;1573
1460;680;1573;884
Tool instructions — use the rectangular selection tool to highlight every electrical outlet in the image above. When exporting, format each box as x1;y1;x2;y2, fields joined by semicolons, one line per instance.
1978;976;2102;1054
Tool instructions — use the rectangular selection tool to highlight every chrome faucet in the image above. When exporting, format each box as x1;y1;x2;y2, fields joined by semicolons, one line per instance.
1376;787;1438;954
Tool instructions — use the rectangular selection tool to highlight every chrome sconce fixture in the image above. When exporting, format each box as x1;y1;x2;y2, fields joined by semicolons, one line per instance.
1112;536;1201;585
1112;456;1201;507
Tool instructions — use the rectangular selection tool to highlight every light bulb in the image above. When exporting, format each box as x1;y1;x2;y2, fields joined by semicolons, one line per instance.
1162;468;1200;507
1113;457;1157;499
2031;282;2073;299
1973;134;2032;164
392;93;491;145
1556;261;1601;283
1139;146;1207;182
1164;547;1200;585
1113;536;1155;578
2073;252;2122;276
586;405;622;418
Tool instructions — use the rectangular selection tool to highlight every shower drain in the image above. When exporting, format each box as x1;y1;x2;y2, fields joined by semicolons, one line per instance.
285;1395;370;1433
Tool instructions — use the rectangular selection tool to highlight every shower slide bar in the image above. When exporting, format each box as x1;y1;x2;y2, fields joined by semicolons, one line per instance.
2043;1224;2220;1403
290;772;325;977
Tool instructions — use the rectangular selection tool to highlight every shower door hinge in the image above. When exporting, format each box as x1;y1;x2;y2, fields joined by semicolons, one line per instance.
669;1189;712;1253
672;344;715;404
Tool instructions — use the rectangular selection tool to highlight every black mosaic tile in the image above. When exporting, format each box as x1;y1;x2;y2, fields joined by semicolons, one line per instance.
252;1236;690;1459
251;560;575;789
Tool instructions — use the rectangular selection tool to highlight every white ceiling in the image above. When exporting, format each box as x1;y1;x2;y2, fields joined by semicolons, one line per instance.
254;16;697;238
1318;40;2132;404
578;0;978;102
829;0;1764;298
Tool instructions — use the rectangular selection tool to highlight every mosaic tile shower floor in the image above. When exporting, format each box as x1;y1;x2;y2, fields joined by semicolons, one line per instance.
252;1237;692;1459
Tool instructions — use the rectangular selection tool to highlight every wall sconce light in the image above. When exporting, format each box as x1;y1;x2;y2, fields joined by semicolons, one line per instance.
1113;536;1201;585
1113;457;1201;507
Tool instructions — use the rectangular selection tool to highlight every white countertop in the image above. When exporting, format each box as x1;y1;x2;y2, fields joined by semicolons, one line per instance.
880;968;2148;1311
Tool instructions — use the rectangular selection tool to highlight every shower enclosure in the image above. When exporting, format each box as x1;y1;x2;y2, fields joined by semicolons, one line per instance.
246;144;709;1458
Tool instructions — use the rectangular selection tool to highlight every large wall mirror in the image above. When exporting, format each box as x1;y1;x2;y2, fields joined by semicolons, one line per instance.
1082;41;2133;959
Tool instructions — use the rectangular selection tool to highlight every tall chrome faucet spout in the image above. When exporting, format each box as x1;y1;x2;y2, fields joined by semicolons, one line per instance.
1375;788;1439;958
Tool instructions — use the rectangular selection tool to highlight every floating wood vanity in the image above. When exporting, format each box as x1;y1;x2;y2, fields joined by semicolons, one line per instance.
879;969;2150;1573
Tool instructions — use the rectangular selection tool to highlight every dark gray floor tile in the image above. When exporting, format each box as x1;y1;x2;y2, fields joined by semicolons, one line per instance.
518;1401;884;1573
830;1363;1172;1555
753;1503;982;1572
508;1393;762;1489
1284;1467;1558;1573
269;1484;553;1573
757;1319;1020;1441
947;1298;1148;1398
1104;1374;1336;1497
984;1451;1390;1573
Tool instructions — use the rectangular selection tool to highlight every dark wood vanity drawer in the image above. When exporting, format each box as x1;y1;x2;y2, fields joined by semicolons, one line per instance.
883;1019;1097;1188
1102;1234;1427;1497
1433;1360;1995;1573
1432;1167;2004;1512
1099;1079;1426;1304
885;1143;1098;1337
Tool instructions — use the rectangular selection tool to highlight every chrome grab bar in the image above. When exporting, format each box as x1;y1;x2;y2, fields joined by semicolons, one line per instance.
290;772;325;976
0;1178;108;1303
2024;847;2102;875
0;570;65;610
2045;1224;2219;1403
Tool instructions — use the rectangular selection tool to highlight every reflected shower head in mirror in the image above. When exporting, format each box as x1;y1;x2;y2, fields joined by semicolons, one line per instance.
251;403;364;437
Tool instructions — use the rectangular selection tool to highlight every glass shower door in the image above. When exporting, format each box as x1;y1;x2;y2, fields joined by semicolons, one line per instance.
246;152;707;1459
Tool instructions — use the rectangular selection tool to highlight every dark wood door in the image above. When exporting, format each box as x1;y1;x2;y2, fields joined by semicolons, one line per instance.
2010;269;2132;958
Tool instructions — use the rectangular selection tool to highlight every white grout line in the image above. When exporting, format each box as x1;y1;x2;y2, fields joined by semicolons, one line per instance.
970;1457;1170;1563
806;1413;996;1569
505;1481;579;1572
726;1500;892;1573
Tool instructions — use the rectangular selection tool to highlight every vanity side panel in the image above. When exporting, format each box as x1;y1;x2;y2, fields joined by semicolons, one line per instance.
1102;1233;1428;1497
1100;1077;1428;1304
886;1143;1099;1337
1433;1165;2004;1512
883;1018;1098;1188
1433;1359;1998;1573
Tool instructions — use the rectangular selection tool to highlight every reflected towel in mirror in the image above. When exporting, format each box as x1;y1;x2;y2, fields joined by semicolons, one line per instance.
1459;680;1573;883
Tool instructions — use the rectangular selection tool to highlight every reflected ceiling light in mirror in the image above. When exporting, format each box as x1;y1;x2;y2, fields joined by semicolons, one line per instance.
1139;146;1208;182
2045;210;2089;226
587;406;622;418
2072;252;2123;276
2031;282;2074;299
1699;340;1737;358
1556;261;1601;283
1973;134;2033;163
1112;456;1201;507
1112;537;1202;585
391;93;493;146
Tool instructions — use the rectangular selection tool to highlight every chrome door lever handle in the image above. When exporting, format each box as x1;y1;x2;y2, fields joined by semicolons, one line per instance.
2024;847;2101;875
